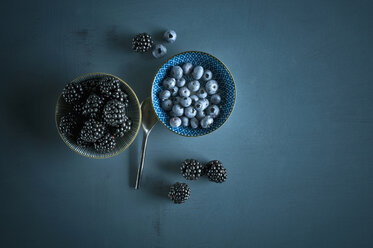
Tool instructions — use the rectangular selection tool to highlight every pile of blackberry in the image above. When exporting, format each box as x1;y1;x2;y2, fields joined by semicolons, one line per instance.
58;76;132;153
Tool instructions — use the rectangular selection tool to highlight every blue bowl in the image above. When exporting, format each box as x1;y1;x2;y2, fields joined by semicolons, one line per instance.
151;51;236;137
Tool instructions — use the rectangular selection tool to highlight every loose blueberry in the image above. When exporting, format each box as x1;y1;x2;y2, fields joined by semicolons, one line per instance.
200;116;213;129
181;116;189;127
170;117;181;127
170;86;179;97
206;105;220;118
172;104;184;116
210;94;221;105
196;110;206;120
190;95;199;103
194;99;205;111
182;63;193;75
184;106;197;118
187;80;200;92
163;77;176;90
205;80;219;95
171;66;183;80
180;96;192;107
159;89;171;100
161;99;173;111
196;88;207;99
201;98;209;110
190;118;199;129
163;30;177;43
179;87;191;97
152;44;167;58
176;77;186;87
192;66;204;80
202;70;213;81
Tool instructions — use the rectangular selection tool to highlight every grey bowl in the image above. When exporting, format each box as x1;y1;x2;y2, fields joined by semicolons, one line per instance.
55;73;141;159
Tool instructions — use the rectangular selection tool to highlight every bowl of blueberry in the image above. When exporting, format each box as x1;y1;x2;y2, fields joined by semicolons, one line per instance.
151;51;236;137
55;73;141;158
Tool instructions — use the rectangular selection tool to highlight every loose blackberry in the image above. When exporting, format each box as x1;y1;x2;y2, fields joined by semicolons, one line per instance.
103;100;127;126
77;136;91;148
62;82;84;104
168;182;190;204
94;133;116;153
82;94;104;118
206;160;227;183
98;77;121;99
80;119;105;142
132;33;153;53
181;159;203;180
59;113;77;136
111;117;132;137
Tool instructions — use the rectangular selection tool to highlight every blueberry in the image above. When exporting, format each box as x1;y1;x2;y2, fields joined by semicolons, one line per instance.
159;89;171;100
181;116;189;127
205;80;218;95
171;66;183;80
172;96;181;105
190;118;199;129
152;44;167;58
196;88;207;99
172;104;184;116
202;70;213;81
201;98;209;109
163;77;176;89
210;94;221;105
190;95;199;103
184;106;197;118
170;86;179;97
169;111;177;117
180;96;192;107
179;87;191;97
194;99;205;111
200;116;213;129
187;80;200;92
196;110;206;120
182;63;193;75
206;105;220;118
192;66;204;80
170;117;181;127
161;99;173;111
163;30;177;43
176;77;186;87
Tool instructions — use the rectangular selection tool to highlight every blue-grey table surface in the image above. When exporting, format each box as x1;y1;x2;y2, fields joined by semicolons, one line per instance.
0;0;372;247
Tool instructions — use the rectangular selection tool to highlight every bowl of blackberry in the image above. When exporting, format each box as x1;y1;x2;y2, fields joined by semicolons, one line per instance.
56;73;141;158
151;51;236;137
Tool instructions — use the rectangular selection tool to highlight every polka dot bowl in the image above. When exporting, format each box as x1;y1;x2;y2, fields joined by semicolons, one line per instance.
151;51;236;137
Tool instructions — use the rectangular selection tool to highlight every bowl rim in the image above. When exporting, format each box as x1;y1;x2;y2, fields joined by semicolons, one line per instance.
55;72;142;159
150;50;236;137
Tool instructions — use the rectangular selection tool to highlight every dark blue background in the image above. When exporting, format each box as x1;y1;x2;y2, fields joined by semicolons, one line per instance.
1;0;372;247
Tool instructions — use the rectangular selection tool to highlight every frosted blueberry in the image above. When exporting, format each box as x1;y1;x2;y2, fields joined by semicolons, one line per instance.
163;77;176;90
201;98;209;110
192;66;204;80
190;95;199;103
190;118;199;129
184;106;197;118
179;87;191;97
180;96;192;107
176;77;186;87
172;104;184;116
182;63;193;75
200;116;213;129
196;110;206;120
163;30;177;43
161;99;173;111
152;44;167;58
187;80;200;92
159;89;171;100
170;117;181;128
210;94;221;105
170;86;179;97
206;105;220;118
172;96;181;105
171;66;183;80
202;70;213;81
196;88;207;99
194;99;205;111
181;116;189;127
205;80;218;95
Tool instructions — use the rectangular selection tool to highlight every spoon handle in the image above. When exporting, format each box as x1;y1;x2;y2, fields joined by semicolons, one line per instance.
135;131;149;189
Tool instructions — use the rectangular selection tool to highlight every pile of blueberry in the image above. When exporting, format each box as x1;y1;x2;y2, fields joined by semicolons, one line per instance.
159;64;221;129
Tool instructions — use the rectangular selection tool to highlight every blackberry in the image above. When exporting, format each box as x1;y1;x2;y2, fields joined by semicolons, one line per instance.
80;119;105;142
181;159;203;180
59;113;77;136
81;78;100;94
98;77;121;99
206;160;227;183
111;117;132;137
103;100;127;126
168;182;190;204
62;82;84;104
77;137;91;148
112;90;129;106
82;94;104;118
132;33;153;53
72;102;84;114
94;133;116;153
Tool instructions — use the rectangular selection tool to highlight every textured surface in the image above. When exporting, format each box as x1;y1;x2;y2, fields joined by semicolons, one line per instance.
1;0;373;247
